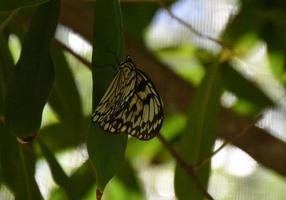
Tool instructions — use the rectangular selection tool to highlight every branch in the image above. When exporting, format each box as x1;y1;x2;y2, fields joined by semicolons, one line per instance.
157;134;215;200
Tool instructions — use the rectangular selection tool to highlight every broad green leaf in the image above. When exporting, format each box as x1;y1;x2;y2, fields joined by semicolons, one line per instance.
49;48;84;127
38;140;77;200
116;161;142;195
122;3;158;42
39;118;90;152
174;60;222;200
0;122;42;200
4;0;60;140
87;0;127;195
0;0;48;11
222;62;274;112
88;126;127;194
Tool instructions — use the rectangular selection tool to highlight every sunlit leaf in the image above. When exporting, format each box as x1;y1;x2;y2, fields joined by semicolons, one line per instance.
4;0;60;140
174;59;222;200
222;62;274;113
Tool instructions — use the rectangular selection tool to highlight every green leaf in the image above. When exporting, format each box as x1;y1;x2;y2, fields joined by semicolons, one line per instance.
174;59;222;200
116;161;142;195
268;50;284;80
38;140;77;200
0;122;43;200
39;118;90;152
4;0;60;140
87;0;127;195
222;62;274;112
122;3;158;42
49;48;84;127
222;7;261;47
88;126;127;193
0;0;48;11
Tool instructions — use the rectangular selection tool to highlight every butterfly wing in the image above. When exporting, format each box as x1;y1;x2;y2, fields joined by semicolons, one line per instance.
92;67;137;133
110;69;164;140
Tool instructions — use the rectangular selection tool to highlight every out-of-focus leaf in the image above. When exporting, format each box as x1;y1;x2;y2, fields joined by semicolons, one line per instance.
0;34;14;114
268;51;284;80
222;62;274;112
38;140;77;200
223;7;261;47
88;126;127;195
104;178;142;200
49;48;84;127
0;122;42;200
122;3;158;42
4;0;60;140
87;0;127;195
126;114;186;163
49;161;96;200
231;99;259;116
174;60;222;200
39;118;90;152
0;0;47;11
116;161;142;195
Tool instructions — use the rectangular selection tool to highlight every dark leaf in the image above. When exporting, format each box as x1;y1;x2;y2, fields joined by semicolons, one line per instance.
4;0;60;139
49;48;84;127
0;122;43;200
39;118;90;152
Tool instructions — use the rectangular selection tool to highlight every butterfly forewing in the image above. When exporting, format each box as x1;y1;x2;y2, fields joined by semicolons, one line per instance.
92;58;164;140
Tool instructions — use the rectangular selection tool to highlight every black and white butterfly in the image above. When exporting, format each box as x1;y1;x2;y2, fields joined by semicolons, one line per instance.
92;56;164;140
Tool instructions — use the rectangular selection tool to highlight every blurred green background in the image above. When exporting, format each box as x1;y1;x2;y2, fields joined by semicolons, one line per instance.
1;0;286;199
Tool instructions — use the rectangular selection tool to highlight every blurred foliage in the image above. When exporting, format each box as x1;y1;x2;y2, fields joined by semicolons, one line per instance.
0;0;286;199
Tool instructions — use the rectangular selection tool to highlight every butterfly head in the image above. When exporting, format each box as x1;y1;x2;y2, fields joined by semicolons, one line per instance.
125;55;133;62
119;55;135;70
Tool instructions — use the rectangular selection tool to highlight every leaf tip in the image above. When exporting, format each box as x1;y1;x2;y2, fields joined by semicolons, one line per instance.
96;188;103;200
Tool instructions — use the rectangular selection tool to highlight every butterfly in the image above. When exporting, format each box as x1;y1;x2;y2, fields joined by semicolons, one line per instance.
92;56;164;140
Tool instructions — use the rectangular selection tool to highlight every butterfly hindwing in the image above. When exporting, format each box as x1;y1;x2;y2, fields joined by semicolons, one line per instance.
92;57;164;140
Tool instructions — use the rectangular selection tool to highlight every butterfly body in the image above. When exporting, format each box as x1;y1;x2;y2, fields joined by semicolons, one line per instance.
92;56;164;140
